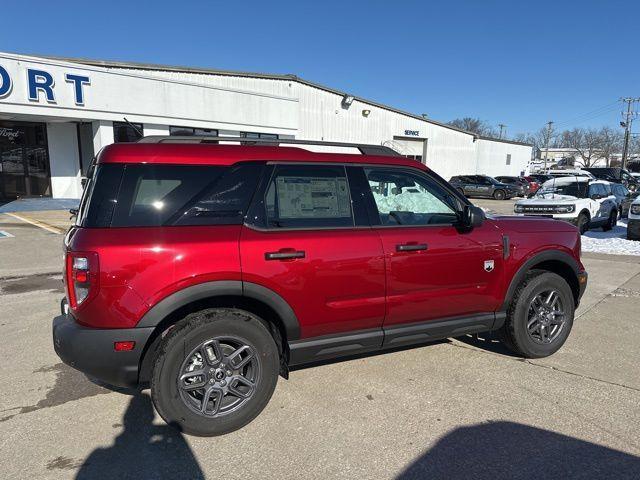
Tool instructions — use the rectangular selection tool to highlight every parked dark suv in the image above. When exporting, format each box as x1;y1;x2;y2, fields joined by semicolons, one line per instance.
449;175;520;200
53;137;588;436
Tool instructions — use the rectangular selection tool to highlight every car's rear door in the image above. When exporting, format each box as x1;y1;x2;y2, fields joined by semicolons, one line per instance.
240;163;386;360
357;166;504;345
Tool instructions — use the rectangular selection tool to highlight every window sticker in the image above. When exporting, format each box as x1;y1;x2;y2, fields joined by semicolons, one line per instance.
276;176;350;219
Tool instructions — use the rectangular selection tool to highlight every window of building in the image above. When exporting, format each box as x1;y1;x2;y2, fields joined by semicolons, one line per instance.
264;165;353;228
169;126;219;137
241;132;279;140
113;122;144;143
365;168;457;226
506;154;512;165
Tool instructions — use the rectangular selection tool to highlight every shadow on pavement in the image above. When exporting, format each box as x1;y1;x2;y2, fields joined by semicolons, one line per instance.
75;393;204;480
397;421;640;480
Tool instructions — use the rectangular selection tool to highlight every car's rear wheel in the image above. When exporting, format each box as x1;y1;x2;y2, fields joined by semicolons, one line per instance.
576;212;590;234
493;189;506;200
602;209;617;231
498;271;574;358
151;308;279;436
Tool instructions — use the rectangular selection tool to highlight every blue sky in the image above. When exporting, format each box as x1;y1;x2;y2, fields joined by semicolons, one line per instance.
1;0;638;135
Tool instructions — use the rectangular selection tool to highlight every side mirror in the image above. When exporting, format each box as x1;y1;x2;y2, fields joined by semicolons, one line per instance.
462;205;484;228
590;194;602;200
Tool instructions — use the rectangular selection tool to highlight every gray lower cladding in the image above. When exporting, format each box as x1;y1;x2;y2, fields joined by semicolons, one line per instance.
288;312;503;366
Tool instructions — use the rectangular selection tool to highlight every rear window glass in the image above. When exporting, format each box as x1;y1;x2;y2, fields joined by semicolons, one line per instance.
81;163;262;227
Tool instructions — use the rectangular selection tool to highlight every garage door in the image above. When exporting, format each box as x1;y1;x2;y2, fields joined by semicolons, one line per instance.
391;137;427;162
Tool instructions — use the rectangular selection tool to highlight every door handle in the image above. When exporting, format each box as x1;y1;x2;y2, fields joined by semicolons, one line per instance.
265;250;306;260
396;243;428;252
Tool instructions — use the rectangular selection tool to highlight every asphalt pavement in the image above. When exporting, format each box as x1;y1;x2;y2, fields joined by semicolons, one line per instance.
0;211;639;479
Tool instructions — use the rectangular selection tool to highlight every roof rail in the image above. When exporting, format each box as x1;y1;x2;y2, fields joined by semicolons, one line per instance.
137;135;401;156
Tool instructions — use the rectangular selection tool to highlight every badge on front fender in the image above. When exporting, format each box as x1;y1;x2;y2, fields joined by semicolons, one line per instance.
484;260;495;272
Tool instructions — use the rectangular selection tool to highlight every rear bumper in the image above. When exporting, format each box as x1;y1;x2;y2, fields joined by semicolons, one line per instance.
52;314;154;388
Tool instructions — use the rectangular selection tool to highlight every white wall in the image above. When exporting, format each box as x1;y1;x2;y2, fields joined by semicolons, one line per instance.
475;139;531;177
47;122;81;198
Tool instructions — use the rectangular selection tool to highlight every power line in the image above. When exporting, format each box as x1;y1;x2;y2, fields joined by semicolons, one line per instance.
553;101;620;129
620;97;640;169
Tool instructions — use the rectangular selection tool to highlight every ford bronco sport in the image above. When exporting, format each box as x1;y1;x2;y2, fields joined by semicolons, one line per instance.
53;137;588;436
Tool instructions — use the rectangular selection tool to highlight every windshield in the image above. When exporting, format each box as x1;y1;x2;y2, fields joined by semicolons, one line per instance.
536;182;588;198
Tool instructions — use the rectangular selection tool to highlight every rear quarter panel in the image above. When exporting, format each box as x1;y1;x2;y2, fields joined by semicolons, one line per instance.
67;226;242;328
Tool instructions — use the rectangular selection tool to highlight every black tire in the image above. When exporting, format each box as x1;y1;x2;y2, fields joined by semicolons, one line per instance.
151;308;279;436
498;271;574;358
602;209;617;231
493;189;506;200
576;211;590;234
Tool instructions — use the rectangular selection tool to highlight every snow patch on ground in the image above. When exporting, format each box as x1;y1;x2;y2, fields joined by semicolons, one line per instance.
581;219;640;256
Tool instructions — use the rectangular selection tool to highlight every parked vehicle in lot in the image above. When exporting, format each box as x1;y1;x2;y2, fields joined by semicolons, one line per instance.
53;137;588;436
449;175;520;200
544;169;595;179
514;177;618;234
584;167;639;192
522;176;544;194
621;190;640;218
494;176;533;196
628;197;640;240
606;182;634;218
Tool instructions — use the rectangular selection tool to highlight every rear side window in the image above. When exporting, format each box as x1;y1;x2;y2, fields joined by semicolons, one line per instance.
82;163;262;227
264;165;353;228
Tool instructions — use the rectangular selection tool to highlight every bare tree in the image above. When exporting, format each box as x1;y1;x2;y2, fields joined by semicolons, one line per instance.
448;117;497;137
598;126;623;167
557;128;603;167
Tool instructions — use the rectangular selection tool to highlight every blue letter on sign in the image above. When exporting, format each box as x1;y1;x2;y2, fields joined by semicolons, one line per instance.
27;69;56;102
65;74;90;105
0;65;11;98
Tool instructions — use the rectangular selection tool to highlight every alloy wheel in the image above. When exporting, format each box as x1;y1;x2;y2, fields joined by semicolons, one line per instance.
526;290;566;344
178;336;260;417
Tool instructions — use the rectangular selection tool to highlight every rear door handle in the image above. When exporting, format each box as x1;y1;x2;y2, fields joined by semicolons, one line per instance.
396;243;428;252
265;250;306;260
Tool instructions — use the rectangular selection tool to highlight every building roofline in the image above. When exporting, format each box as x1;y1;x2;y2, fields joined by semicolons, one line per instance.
9;52;531;146
477;135;533;147
37;53;481;138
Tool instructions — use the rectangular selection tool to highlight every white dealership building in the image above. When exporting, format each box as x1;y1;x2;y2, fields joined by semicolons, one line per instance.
0;52;532;200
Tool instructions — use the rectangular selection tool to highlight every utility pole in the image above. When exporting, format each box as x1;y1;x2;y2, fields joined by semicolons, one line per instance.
498;124;507;139
620;97;639;170
543;121;554;172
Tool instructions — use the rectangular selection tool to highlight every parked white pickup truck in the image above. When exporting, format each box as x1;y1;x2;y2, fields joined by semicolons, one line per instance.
514;177;618;234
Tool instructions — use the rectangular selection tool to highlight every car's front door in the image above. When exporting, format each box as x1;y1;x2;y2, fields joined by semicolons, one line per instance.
360;166;504;337
475;176;494;197
240;163;386;344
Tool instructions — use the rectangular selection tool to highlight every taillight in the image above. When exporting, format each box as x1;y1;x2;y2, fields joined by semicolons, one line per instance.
65;251;99;310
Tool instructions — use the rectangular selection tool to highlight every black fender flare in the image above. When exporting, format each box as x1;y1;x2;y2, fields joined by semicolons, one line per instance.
136;280;300;340
500;249;581;312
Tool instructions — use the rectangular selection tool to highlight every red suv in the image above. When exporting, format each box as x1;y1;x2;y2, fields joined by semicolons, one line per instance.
53;137;588;436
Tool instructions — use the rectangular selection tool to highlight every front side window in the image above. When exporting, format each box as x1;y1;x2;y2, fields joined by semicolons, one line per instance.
365;168;458;226
113;122;143;143
264;165;353;228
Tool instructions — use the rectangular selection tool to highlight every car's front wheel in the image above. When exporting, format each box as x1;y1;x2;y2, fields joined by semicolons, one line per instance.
493;189;506;200
151;308;279;436
498;271;574;358
576;211;590;234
